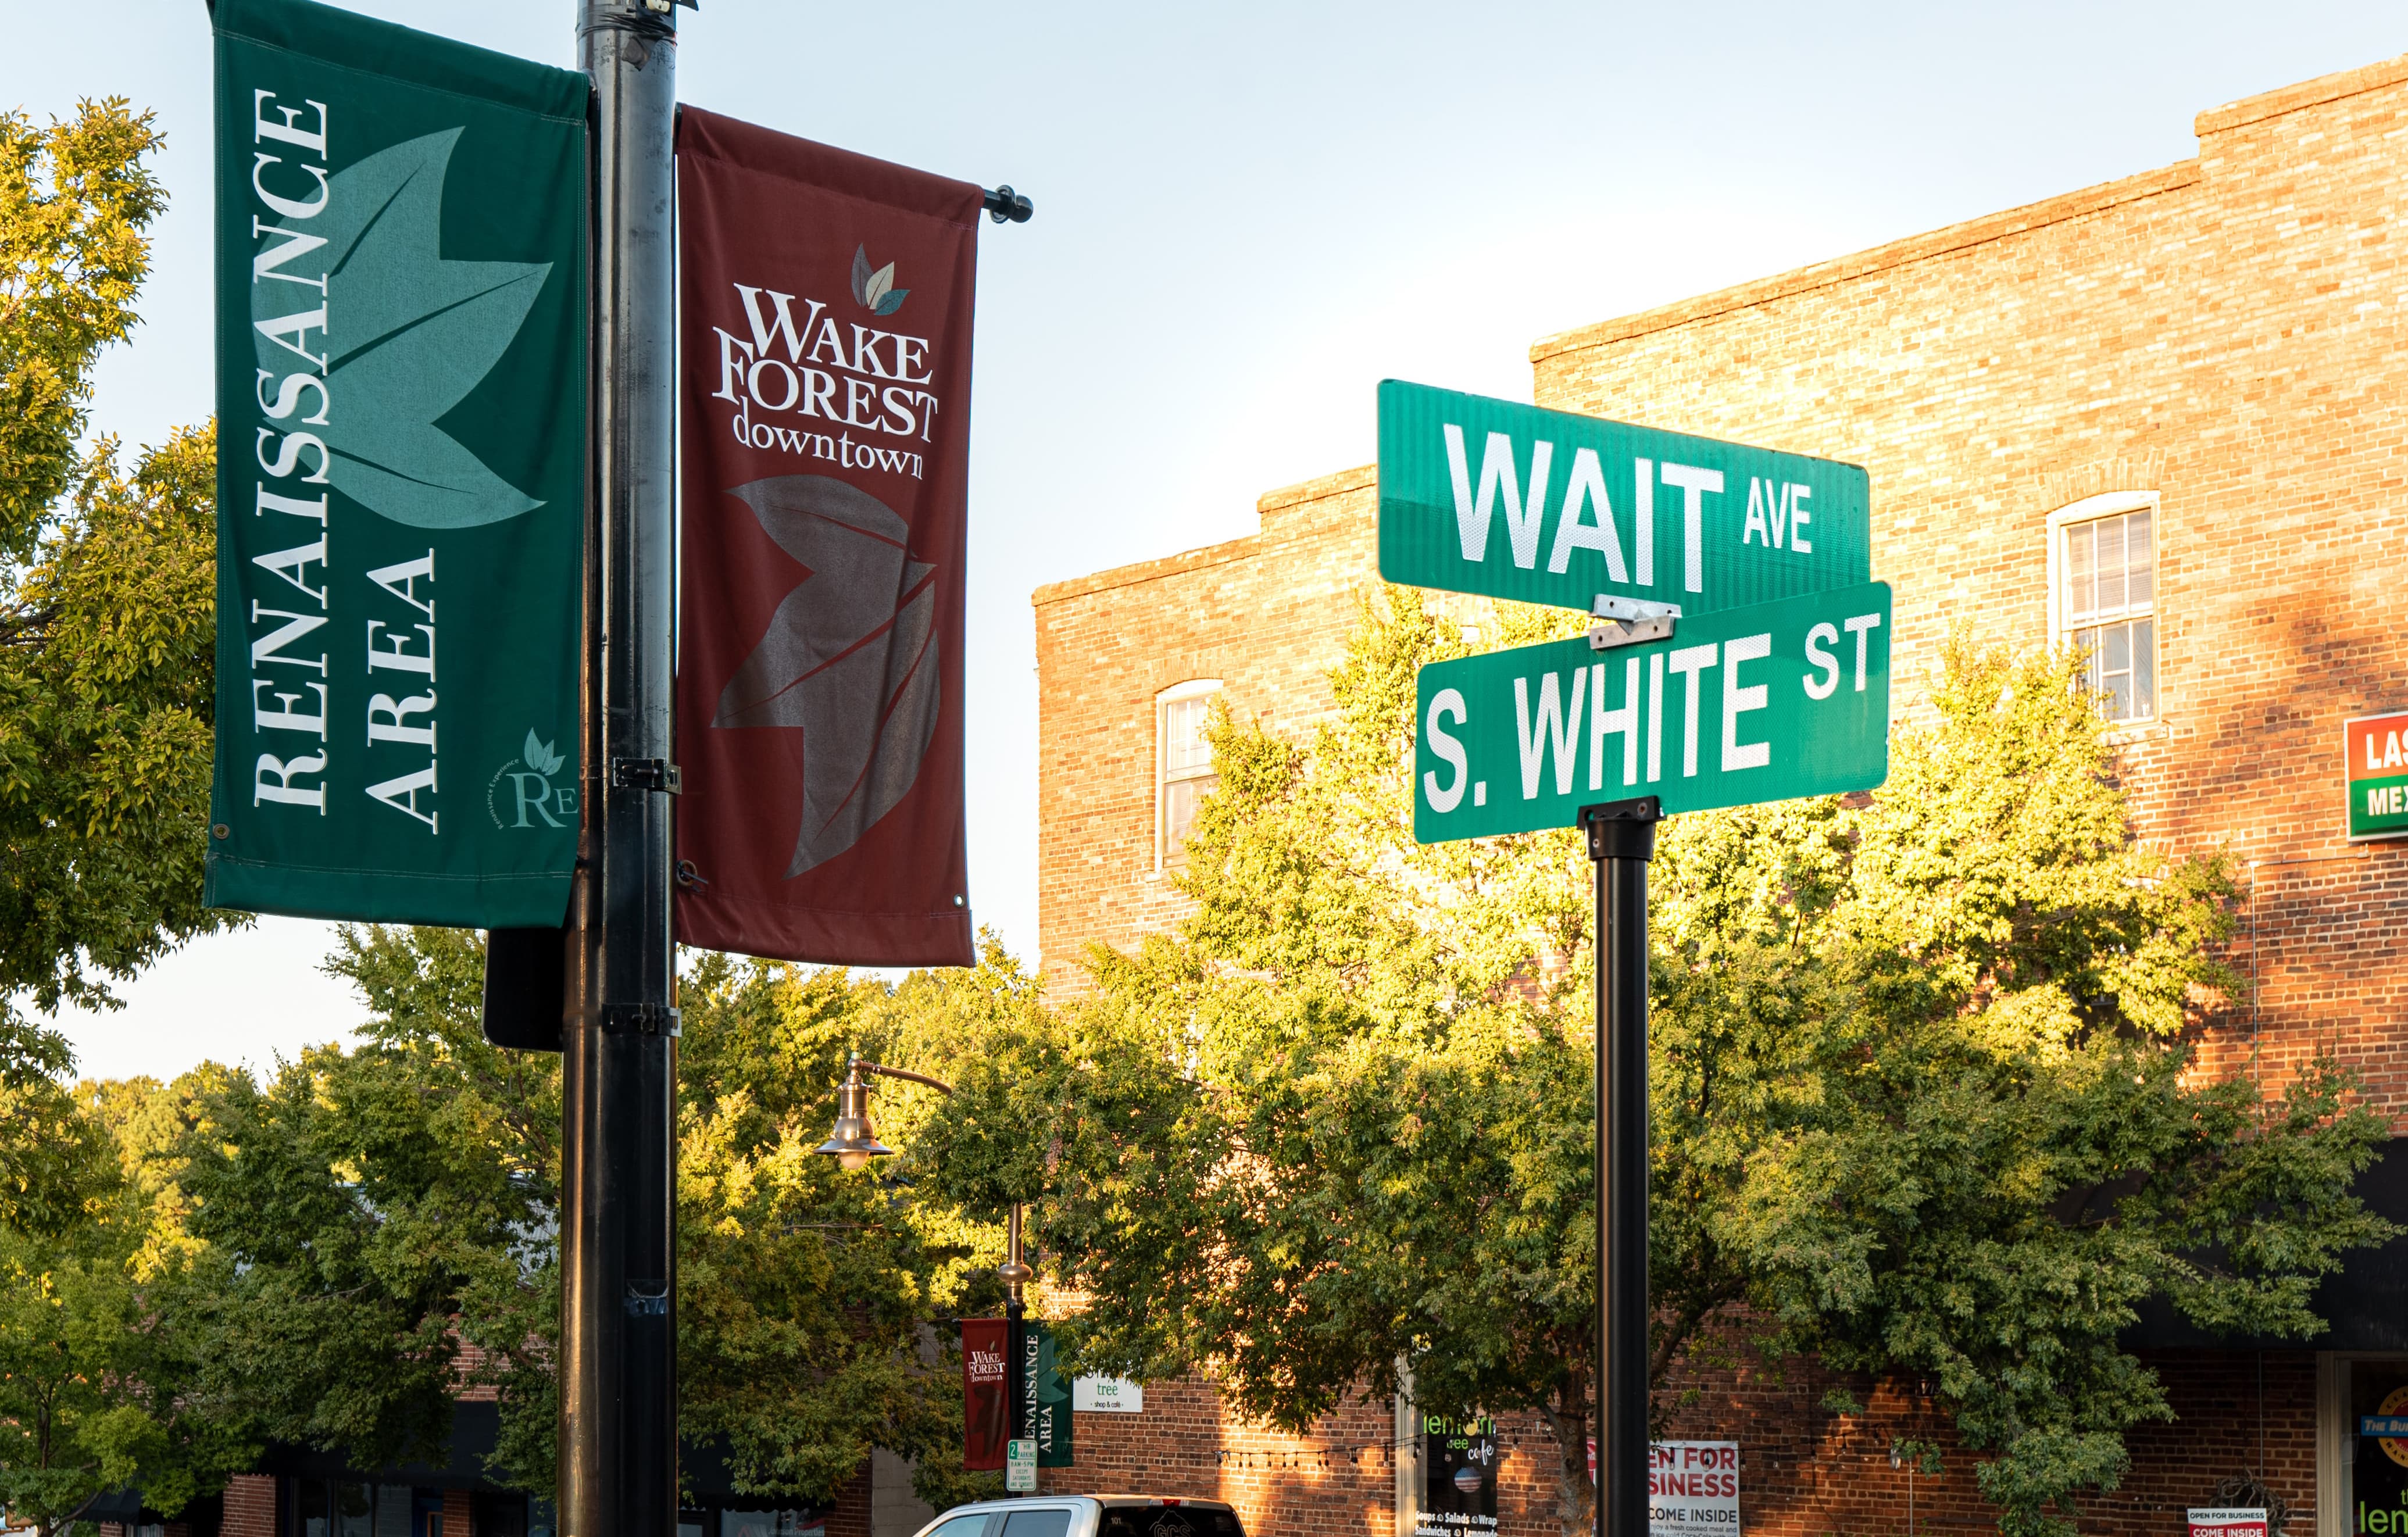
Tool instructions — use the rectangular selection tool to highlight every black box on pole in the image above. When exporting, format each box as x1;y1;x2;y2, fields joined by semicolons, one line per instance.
483;927;567;1052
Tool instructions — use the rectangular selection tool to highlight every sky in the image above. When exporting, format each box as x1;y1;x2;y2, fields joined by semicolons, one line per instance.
6;1;2400;1083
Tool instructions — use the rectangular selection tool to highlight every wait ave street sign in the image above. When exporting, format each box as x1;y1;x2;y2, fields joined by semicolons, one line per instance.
1378;380;1871;617
1413;582;1892;842
2347;710;2408;841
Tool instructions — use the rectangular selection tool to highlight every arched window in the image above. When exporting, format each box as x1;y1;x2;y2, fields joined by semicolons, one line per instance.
2047;491;2157;724
1155;680;1223;871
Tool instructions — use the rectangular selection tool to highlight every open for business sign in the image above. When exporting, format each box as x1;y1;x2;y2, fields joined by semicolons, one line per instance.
2348;710;2408;841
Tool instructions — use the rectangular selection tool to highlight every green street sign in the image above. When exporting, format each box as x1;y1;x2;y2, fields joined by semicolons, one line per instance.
1378;380;1870;616
1413;582;1892;842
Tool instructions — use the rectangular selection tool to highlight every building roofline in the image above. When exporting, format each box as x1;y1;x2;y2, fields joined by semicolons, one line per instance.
1256;462;1376;516
1031;532;1259;607
1527;159;2200;363
1031;464;1376;608
2193;52;2408;137
1531;52;2408;366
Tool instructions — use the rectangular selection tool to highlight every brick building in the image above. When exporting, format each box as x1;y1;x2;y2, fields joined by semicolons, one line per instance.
1030;52;2408;1537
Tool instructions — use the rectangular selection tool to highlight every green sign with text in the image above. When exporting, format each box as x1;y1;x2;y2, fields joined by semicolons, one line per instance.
1414;582;1892;842
208;0;587;925
1378;380;1871;617
2346;711;2408;842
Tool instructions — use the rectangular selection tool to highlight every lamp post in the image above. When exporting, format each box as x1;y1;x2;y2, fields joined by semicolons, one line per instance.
816;1052;1035;1485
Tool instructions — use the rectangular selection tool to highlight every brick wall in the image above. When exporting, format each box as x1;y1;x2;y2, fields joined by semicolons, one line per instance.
825;1465;873;1537
223;1475;278;1537
1527;57;2408;1118
1030;48;2408;1537
1035;1385;1405;1537
1033;466;1382;999
1646;1351;2317;1537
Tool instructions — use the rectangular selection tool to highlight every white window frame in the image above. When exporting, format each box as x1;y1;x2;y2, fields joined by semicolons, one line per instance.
2045;489;2160;727
1154;679;1223;875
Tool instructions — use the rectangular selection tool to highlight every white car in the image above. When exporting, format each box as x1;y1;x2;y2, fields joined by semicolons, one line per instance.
911;1495;1246;1537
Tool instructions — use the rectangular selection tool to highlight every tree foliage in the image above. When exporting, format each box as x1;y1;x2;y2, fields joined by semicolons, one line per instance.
0;423;226;1017
166;928;1023;1513
0;96;227;1249
0;98;253;1532
0;98;161;560
170;928;555;1478
675;947;1030;1512
0;1078;255;1533
0;95;225;1020
909;596;2394;1537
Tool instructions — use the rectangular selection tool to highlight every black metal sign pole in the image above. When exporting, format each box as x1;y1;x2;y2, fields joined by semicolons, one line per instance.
564;3;682;1536
1582;795;1660;1537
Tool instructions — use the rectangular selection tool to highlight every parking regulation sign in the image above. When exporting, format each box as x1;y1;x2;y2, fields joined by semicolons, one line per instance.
2347;710;2408;841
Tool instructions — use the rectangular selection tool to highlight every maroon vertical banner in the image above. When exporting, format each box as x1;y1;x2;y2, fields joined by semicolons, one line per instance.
675;108;978;966
962;1318;1009;1470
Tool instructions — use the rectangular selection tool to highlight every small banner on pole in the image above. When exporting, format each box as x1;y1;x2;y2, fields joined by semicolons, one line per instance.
206;0;587;925
674;108;977;967
1021;1321;1072;1467
961;1318;1007;1471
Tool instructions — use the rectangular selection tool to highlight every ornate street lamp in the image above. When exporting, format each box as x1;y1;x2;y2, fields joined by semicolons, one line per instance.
816;1051;1036;1465
814;1053;901;1171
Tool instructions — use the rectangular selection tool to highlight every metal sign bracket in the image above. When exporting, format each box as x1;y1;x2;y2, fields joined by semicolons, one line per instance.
1588;595;1679;650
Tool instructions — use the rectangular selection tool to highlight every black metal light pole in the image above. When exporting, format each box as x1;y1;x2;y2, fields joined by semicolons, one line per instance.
1003;1203;1034;1490
561;3;683;1536
1581;795;1660;1537
818;1055;1035;1490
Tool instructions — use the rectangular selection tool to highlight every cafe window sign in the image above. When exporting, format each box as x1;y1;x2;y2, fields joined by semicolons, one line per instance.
2320;1356;2408;1537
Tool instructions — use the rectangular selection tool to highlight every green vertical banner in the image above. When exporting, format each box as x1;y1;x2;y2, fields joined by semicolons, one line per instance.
1021;1322;1073;1467
206;0;587;925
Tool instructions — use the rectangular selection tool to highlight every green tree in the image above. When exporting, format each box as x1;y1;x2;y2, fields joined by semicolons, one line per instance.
170;928;1017;1513
0;1079;254;1534
908;598;2393;1537
0;96;248;1532
170;927;560;1480
0;98;226;1022
676;948;1019;1512
0;96;228;1234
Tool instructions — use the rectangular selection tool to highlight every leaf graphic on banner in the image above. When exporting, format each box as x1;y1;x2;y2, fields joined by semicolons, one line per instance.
252;129;551;528
849;245;910;316
709;476;942;879
523;730;564;777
